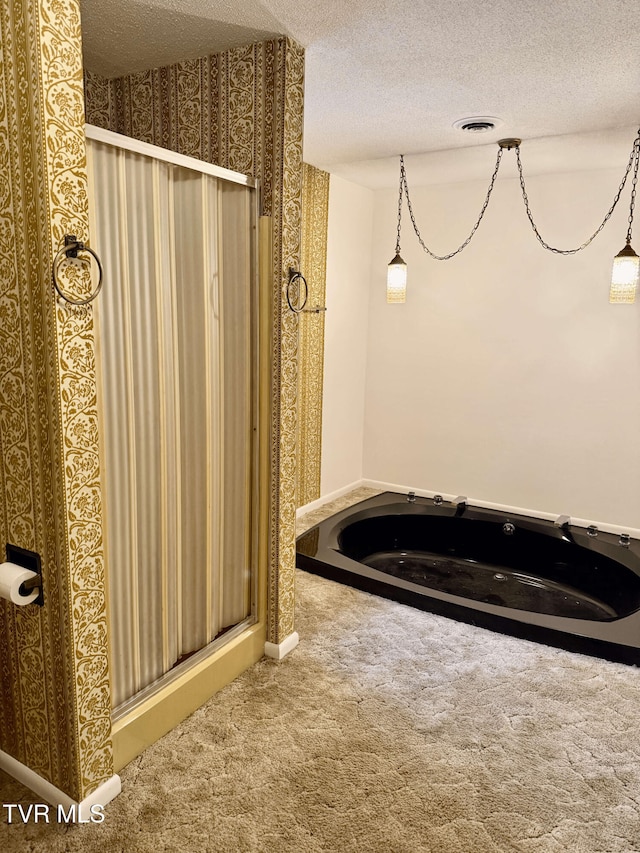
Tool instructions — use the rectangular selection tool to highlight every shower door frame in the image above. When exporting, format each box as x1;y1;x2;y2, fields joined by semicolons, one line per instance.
86;124;270;768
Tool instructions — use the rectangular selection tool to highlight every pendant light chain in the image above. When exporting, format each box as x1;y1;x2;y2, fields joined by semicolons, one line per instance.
515;129;640;255
390;127;640;304
626;139;639;244
395;159;404;254
400;148;504;260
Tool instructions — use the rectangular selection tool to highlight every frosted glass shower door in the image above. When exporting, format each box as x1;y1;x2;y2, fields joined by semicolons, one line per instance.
86;127;257;710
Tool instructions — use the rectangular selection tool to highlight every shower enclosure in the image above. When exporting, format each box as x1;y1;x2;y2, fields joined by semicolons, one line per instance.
85;125;260;716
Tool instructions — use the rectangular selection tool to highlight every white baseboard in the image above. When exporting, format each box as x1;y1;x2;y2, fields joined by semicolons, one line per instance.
0;749;121;819
361;479;439;500
362;479;640;539
296;481;364;518
264;631;299;660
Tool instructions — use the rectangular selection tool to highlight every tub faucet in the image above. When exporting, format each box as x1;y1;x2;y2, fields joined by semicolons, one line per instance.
554;514;575;543
452;496;467;517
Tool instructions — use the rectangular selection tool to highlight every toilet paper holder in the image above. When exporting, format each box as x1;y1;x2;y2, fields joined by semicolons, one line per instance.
6;543;44;607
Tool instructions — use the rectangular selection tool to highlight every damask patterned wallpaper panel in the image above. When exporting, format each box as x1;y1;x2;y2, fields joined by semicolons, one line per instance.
0;0;112;800
297;164;330;508
84;37;304;644
84;68;116;129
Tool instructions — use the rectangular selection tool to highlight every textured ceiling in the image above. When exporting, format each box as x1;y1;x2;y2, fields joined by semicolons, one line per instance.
80;1;284;79
80;0;640;185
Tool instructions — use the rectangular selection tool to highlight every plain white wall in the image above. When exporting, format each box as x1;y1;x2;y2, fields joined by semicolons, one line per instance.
362;158;640;528
320;175;374;496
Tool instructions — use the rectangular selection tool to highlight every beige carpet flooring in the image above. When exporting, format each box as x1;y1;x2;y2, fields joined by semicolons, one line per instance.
2;490;640;852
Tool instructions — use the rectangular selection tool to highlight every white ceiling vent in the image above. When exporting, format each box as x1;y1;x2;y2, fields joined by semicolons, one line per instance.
453;116;504;133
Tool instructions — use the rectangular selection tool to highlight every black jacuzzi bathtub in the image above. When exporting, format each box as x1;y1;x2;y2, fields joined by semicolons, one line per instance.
296;492;640;664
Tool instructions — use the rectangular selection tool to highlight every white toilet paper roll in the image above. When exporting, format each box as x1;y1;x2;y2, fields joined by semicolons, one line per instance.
0;562;40;605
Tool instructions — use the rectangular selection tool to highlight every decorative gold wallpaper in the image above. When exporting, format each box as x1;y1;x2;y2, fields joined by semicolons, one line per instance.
84;36;304;644
297;164;330;508
0;0;111;801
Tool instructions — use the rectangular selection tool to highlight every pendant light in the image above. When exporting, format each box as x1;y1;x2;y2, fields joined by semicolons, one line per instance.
610;244;639;303
387;253;407;303
610;143;639;303
387;156;407;303
387;127;640;304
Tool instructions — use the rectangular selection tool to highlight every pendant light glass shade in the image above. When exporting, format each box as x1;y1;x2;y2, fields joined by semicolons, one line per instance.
387;253;407;303
610;243;640;303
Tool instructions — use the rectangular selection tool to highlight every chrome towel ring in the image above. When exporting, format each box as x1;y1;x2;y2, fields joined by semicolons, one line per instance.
52;235;103;306
286;267;327;314
286;268;308;313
